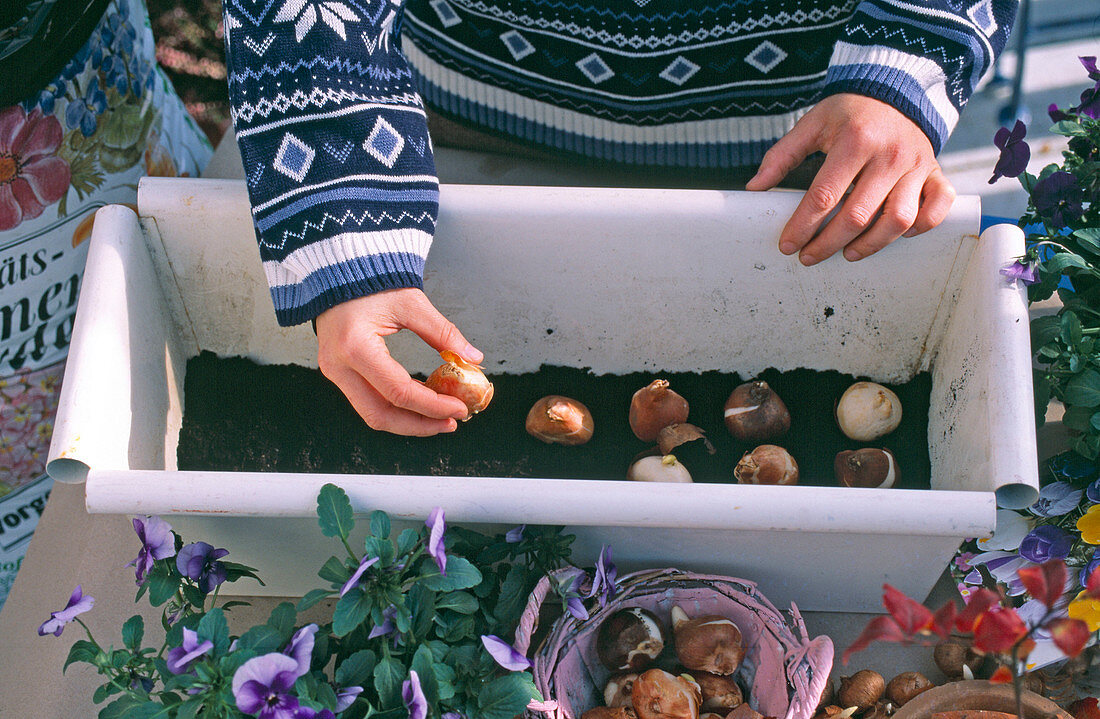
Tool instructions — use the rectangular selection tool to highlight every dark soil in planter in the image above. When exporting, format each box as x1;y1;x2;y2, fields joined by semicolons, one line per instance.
178;351;932;487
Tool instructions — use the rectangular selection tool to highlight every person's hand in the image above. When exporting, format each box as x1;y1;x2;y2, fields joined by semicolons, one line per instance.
314;288;482;436
746;93;956;265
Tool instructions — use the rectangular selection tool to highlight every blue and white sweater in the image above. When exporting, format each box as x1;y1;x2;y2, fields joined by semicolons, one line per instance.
223;0;1018;326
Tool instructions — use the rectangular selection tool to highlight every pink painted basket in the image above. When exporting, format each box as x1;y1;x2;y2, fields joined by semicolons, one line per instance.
514;568;833;719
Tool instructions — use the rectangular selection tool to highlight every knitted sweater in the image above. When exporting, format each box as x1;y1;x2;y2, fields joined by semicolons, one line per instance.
223;0;1018;326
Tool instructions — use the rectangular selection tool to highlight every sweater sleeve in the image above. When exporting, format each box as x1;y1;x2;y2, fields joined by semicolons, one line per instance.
821;0;1019;155
222;0;437;326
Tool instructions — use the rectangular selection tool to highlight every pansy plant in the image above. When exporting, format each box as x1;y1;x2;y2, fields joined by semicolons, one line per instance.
48;484;597;719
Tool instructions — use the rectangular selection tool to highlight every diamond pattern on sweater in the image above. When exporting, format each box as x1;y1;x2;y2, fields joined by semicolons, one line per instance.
430;0;461;27
745;40;787;73
576;52;613;84
363;116;405;167
273;133;315;181
967;0;997;35
500;30;535;61
659;56;700;86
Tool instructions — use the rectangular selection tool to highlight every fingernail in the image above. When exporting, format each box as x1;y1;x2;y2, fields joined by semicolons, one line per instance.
463;343;483;363
902;228;918;238
445;419;458;432
800;253;818;266
844;248;862;261
779;242;796;255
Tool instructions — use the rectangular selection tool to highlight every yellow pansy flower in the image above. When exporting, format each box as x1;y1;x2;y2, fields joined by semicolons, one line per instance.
1068;590;1100;632
1079;504;1100;544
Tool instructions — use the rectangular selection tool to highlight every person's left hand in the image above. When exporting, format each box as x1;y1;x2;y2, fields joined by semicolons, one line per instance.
746;93;956;265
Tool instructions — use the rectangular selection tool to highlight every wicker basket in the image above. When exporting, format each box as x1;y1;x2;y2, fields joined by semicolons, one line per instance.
514;568;833;719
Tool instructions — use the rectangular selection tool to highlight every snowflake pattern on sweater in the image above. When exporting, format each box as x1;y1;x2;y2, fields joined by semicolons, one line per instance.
223;0;1017;325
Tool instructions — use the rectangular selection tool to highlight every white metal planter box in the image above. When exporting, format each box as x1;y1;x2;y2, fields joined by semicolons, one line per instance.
48;177;1034;612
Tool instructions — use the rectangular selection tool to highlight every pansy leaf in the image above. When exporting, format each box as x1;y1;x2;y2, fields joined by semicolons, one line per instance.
1044;252;1090;275
221;561;263;585
420;556;482;592
412;644;440;706
336;649;377;687
437;591;479;615
1061;312;1084;346
318;555;350;585
1065;369;1100;408
146;566;179;607
1031;315;1062;349
267;601;297;636
333;586;374;637
234;623;284;654
370;510;391;539
297;588;335;612
317;483;355;540
315;682;339;710
374;656;406;709
93;682;120;704
198;607;231;654
397;528;419;556
1064;405;1094;432
1073;228;1100;254
121;615;144;651
364;536;395;566
493;564;529;629
64;639;100;672
477;672;541;719
1051;121;1090;137
407;583;436;640
174;699;204;719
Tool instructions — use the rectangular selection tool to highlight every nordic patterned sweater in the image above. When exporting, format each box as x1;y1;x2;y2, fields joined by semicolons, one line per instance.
222;0;1018;326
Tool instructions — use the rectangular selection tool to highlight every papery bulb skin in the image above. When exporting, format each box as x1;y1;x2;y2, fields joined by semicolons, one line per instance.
689;671;743;713
734;445;798;485
671;606;745;676
425;350;494;417
629;379;689;442
835;448;897;488
526;395;594;445
724;380;790;441
596;607;667;672
835;382;902;441
582;709;637;719
605;673;641;709
627;454;693;483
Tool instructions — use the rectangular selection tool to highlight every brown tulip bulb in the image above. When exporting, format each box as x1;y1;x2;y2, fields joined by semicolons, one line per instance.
631;669;701;719
596;607;667;672
734;445;799;485
724;380;791;441
671;606;745;675
424;350;493;417
605;673;640;709
726;704;766;719
689;671;743;713
526;395;594;445
629;379;689;442
834;448;897;488
582;708;637;719
932;639;982;679
837;670;885;711
884;671;933;707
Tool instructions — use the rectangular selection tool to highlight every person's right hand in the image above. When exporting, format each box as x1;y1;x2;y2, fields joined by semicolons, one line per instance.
314;288;483;436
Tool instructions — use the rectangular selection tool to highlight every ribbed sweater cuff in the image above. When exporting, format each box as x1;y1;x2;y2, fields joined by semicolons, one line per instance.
822;43;960;155
264;227;432;326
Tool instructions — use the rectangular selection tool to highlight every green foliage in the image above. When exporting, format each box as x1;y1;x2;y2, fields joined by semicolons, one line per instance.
60;482;579;718
1022;97;1100;457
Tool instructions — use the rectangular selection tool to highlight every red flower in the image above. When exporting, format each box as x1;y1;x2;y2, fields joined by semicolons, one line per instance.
972;606;1028;654
0;106;71;231
1017;561;1067;609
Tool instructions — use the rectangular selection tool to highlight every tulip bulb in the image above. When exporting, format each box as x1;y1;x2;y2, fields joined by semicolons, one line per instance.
835;448;897;488
631;669;701;719
526;395;594;445
734;445;798;485
724;380;790;441
835;382;901;441
629;379;689;442
425;350;494;417
627;454;692;483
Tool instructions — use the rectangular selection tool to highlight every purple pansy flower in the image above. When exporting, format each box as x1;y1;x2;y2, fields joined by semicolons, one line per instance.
368;604;397;639
340;555;380;597
292;710;334;719
1075;57;1100;119
1000;259;1038;286
1081;56;1100;80
166;627;214;675
336;685;363;711
38;585;94;637
964;550;1033;595
426;507;446;576
586;545;617;608
177;542;230;594
989;120;1030;184
1032;171;1084;228
1019;525;1075;563
442;713;465;719
481;634;532;671
1049;103;1074;123
505;525;525;543
1029;481;1084;517
1086;478;1100;504
284;624;318;676
1081;550;1100;588
128;516;176;585
232;653;304;719
403;670;428;719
